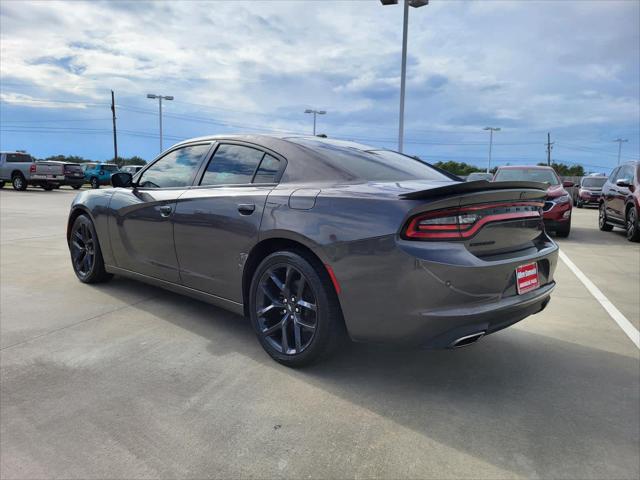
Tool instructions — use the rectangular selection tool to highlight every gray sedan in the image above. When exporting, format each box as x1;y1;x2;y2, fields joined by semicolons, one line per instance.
67;135;558;366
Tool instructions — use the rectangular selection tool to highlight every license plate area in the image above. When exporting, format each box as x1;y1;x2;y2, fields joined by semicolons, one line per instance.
516;262;539;295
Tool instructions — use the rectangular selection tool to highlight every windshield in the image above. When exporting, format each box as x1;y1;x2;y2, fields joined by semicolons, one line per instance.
581;177;607;188
467;172;492;181
494;168;560;185
289;138;451;182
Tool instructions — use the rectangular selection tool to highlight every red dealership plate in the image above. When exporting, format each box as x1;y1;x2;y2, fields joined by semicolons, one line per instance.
516;262;539;295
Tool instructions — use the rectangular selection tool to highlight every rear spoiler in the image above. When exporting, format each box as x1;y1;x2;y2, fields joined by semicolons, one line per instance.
399;180;548;200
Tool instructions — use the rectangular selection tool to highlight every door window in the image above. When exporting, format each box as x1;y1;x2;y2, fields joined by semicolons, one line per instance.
619;165;635;183
200;144;266;185
138;144;210;188
253;154;281;183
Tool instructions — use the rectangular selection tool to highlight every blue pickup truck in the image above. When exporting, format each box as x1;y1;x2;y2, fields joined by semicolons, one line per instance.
83;163;120;189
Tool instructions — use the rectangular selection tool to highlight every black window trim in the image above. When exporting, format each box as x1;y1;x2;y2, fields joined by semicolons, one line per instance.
134;141;215;190
193;140;288;189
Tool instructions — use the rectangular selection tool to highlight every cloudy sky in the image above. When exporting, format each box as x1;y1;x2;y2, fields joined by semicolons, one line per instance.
1;0;639;172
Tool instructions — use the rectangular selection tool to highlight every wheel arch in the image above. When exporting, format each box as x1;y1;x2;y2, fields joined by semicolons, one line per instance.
11;169;24;178
242;236;340;319
66;205;94;243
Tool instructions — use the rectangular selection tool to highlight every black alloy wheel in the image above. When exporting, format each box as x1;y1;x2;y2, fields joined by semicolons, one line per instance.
69;215;112;283
91;177;100;189
250;251;344;367
599;203;613;232
627;207;640;242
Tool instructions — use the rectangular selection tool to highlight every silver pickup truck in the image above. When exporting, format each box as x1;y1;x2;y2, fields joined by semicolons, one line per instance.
0;152;65;191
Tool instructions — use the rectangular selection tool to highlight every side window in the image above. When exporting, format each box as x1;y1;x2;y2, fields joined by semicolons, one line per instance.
620;165;634;182
139;144;209;188
253;154;281;183
200;144;265;185
609;167;620;183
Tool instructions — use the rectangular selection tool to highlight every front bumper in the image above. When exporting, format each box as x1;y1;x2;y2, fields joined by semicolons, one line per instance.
578;191;601;204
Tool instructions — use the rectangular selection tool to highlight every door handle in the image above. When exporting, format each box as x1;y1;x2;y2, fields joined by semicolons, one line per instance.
159;205;173;217
238;203;256;215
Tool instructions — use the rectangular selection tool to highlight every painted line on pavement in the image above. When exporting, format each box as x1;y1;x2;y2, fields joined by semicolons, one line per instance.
559;249;639;349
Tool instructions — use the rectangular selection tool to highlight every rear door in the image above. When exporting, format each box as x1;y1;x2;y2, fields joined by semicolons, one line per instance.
173;142;285;302
612;164;635;219
604;168;620;219
109;143;212;282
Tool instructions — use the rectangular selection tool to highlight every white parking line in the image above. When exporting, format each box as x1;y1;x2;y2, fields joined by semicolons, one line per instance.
559;249;640;349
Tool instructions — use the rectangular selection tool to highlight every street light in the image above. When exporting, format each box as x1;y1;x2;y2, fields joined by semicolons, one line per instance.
484;127;501;173
304;109;327;136
380;0;429;153
146;93;174;152
613;138;628;165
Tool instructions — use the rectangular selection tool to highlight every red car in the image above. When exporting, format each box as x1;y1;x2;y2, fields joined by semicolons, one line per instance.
493;166;573;237
599;161;640;242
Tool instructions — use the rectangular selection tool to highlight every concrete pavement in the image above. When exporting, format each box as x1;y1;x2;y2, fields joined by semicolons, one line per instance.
1;188;638;479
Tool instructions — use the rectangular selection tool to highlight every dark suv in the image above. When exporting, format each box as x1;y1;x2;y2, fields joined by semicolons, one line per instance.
599;161;640;242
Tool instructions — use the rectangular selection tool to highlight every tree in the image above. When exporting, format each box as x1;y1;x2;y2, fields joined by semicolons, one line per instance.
433;161;485;176
538;162;584;176
117;156;147;166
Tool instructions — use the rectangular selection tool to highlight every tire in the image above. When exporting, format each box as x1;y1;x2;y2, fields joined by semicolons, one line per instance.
576;201;583;208
90;177;100;189
0;180;5;189
599;203;614;231
42;184;54;191
626;206;640;242
69;215;113;284
249;250;344;367
12;173;27;191
555;219;571;238
72;185;81;190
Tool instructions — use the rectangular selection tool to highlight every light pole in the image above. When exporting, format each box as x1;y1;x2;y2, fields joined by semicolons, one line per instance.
147;94;174;152
304;109;326;136
484;127;501;173
614;138;628;165
380;0;429;153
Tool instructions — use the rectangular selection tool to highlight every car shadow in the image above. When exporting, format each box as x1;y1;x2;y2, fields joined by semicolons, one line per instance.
93;278;640;478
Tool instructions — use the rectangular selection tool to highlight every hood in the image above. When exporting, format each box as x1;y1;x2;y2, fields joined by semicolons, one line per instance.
546;184;568;198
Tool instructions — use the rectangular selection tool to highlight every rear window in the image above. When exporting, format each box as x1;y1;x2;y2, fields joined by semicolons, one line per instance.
6;153;32;163
102;165;118;172
494;168;560;185
289;138;450;182
581;177;607;188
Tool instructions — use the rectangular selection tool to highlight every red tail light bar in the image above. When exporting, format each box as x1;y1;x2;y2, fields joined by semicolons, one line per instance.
403;201;544;240
29;164;36;173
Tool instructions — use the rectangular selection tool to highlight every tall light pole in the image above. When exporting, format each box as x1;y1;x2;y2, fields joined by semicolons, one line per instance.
380;0;429;153
147;93;174;152
614;138;628;165
484;127;501;173
304;109;326;135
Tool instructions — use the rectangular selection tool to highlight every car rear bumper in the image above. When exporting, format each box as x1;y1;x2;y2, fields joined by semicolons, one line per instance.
335;234;558;347
64;178;85;186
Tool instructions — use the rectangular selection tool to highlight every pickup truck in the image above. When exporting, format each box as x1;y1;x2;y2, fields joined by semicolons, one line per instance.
0;152;65;191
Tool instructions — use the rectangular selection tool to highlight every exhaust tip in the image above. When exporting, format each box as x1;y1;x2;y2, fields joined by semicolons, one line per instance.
449;331;486;349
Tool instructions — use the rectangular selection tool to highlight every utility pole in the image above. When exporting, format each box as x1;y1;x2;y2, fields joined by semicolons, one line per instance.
546;132;554;166
614;138;628;165
147;94;174;152
110;90;119;167
483;126;501;173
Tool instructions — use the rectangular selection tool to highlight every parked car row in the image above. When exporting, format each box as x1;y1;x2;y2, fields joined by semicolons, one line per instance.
464;161;639;242
0;151;145;191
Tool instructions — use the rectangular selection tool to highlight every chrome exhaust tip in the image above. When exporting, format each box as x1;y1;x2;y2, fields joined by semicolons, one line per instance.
449;331;486;349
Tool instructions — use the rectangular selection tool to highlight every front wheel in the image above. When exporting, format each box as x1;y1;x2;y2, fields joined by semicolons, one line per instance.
90;177;100;189
599;203;614;231
556;219;571;238
72;185;81;190
576;201;583;208
249;251;344;367
42;184;54;191
69;215;113;283
626;207;640;242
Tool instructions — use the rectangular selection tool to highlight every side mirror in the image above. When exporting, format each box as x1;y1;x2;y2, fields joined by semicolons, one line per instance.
562;181;574;188
616;178;631;188
111;172;133;188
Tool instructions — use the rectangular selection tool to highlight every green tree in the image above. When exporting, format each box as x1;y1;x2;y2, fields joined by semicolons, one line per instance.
433;161;484;176
538;162;584;176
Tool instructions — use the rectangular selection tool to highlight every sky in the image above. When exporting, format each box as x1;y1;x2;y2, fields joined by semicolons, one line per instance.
1;0;639;173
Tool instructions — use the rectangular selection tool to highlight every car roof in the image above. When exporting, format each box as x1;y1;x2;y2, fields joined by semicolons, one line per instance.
495;165;554;170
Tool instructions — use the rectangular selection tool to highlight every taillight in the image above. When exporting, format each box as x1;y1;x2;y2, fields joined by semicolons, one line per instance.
29;164;36;173
403;202;543;240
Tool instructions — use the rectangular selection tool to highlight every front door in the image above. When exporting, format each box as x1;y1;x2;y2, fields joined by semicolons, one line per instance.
173;142;284;302
109;143;212;282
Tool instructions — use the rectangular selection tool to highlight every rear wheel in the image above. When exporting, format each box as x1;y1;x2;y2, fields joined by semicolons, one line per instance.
12;173;27;191
249;251;344;367
69;215;112;283
626;206;640;242
42;184;54;191
599;203;613;231
72;185;81;190
90;177;100;189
